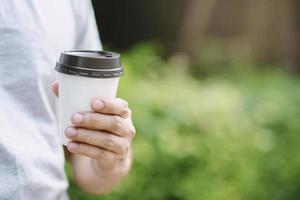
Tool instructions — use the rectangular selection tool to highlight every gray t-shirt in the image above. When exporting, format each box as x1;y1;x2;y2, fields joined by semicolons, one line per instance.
0;0;102;199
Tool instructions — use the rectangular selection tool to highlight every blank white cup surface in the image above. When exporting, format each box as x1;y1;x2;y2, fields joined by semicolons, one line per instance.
58;73;120;145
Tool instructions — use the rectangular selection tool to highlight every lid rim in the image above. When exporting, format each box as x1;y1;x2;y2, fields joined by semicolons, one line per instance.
55;63;124;78
56;62;123;72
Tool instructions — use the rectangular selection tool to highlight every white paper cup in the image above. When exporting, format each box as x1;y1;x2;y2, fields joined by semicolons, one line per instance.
55;51;123;145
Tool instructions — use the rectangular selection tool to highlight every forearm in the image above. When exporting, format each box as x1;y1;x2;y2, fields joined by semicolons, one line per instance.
70;150;132;195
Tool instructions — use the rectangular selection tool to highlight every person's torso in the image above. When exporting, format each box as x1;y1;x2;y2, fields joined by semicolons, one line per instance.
0;0;93;199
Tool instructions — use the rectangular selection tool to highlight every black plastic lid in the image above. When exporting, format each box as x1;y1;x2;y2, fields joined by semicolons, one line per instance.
55;50;124;78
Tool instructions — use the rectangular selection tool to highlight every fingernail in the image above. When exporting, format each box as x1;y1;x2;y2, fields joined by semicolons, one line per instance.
92;100;104;110
72;113;84;124
68;142;79;150
65;127;77;137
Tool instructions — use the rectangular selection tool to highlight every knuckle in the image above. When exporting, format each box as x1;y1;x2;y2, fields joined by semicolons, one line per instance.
95;149;106;160
77;129;93;141
121;108;130;116
116;153;126;162
127;109;132;116
75;143;84;154
117;140;129;155
118;98;128;108
128;126;136;138
104;135;116;148
101;151;111;160
86;113;99;126
111;116;123;132
121;143;130;155
106;135;127;155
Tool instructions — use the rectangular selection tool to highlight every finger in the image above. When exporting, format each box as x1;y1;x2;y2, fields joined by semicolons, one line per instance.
91;98;131;118
65;127;130;155
51;81;59;97
71;112;136;138
67;141;122;168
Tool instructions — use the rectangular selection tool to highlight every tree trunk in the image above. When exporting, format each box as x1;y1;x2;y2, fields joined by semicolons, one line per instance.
175;0;217;56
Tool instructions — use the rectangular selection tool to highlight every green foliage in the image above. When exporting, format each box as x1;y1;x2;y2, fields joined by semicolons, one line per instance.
67;43;300;200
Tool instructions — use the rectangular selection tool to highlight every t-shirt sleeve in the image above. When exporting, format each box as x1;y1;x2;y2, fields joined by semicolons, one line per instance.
72;0;102;50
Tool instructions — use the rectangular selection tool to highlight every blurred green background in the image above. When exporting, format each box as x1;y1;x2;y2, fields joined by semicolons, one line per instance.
68;1;300;199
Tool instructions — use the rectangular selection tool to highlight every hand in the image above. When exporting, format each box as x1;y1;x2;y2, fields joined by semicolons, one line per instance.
52;81;136;179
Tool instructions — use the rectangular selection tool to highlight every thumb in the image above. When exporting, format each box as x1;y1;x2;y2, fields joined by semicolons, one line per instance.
51;81;59;97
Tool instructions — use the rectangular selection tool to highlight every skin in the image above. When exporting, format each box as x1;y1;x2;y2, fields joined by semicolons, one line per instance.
52;81;136;195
